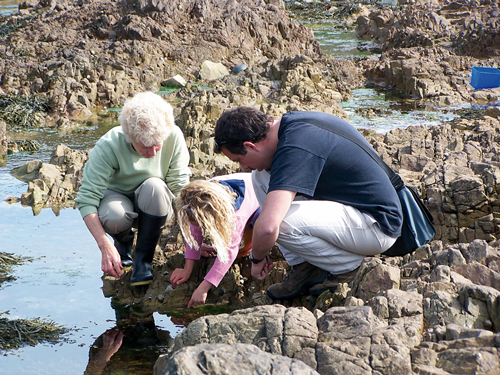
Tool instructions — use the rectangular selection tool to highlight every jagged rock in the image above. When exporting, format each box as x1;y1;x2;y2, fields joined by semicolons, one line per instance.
10;144;87;208
1;0;325;127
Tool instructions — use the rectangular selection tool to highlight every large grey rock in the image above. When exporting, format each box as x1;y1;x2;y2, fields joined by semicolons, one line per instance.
170;305;317;358
154;343;320;375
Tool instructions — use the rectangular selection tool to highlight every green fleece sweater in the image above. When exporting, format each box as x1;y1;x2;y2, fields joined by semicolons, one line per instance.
75;126;191;218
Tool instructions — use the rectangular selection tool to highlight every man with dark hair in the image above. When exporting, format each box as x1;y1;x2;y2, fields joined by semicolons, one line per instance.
214;107;403;299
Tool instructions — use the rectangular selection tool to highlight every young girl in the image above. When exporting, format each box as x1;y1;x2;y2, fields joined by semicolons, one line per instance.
170;172;260;308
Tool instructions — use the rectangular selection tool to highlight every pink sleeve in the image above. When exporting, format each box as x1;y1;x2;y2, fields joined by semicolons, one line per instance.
201;173;261;287
184;224;203;261
203;219;245;287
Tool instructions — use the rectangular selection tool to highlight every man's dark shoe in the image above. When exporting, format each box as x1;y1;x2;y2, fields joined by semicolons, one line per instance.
308;266;360;297
266;262;328;299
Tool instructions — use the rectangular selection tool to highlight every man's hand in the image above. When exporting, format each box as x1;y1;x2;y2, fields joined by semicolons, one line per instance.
251;257;275;280
249;189;295;277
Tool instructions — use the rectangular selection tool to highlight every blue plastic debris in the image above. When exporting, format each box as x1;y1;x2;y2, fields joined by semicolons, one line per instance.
470;66;500;90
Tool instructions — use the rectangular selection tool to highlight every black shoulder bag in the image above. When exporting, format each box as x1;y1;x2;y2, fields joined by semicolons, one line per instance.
309;120;436;257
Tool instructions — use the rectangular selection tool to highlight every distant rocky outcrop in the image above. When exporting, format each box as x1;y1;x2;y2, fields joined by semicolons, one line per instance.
9;144;87;213
357;0;500;104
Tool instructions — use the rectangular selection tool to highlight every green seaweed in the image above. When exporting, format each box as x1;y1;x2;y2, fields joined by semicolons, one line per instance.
0;12;40;38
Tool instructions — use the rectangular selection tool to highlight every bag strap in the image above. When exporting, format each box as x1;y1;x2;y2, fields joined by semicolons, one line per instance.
306;119;405;191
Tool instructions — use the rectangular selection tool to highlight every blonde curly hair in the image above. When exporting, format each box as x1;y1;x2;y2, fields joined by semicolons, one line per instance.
118;91;174;147
175;180;236;264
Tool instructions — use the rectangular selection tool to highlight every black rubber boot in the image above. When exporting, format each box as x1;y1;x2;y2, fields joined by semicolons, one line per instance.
130;209;167;286
110;229;134;268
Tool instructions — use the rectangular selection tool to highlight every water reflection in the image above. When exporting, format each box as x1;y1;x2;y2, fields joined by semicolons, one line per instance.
85;308;174;375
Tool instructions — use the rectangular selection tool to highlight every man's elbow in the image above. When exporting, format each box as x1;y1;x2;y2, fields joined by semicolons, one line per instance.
256;222;280;238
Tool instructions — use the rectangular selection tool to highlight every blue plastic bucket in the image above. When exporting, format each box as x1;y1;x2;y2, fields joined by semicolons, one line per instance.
470;66;500;90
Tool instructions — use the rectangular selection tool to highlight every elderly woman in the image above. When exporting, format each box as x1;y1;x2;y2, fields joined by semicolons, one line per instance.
170;172;261;308
76;92;191;286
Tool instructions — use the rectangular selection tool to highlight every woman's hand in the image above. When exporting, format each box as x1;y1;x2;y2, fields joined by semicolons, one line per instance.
83;213;123;278
100;238;123;278
85;329;123;375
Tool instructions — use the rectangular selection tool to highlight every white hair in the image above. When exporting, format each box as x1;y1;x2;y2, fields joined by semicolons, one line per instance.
118;92;175;147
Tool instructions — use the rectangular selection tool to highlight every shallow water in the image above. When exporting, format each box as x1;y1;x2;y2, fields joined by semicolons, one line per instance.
301;22;374;59
342;88;463;133
0;0;19;16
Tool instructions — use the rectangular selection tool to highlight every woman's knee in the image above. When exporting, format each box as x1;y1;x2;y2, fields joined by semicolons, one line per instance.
98;201;136;234
135;177;174;217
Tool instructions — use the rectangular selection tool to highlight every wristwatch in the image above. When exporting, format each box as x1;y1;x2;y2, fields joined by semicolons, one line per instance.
249;250;266;264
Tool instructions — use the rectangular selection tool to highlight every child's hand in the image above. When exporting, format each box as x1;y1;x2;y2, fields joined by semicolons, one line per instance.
187;280;212;308
200;244;217;258
187;289;208;308
170;268;190;288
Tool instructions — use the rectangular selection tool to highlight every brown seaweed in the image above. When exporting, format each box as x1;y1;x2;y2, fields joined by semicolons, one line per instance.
0;312;71;352
0;252;29;284
0;94;49;130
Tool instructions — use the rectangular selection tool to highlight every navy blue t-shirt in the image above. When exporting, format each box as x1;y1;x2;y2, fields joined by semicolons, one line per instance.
269;111;403;238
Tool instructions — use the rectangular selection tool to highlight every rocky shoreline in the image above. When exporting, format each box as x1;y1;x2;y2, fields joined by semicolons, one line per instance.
2;0;500;374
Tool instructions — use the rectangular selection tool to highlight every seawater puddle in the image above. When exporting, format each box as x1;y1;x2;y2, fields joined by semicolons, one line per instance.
0;175;184;374
342;87;463;133
301;22;374;59
300;19;469;132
